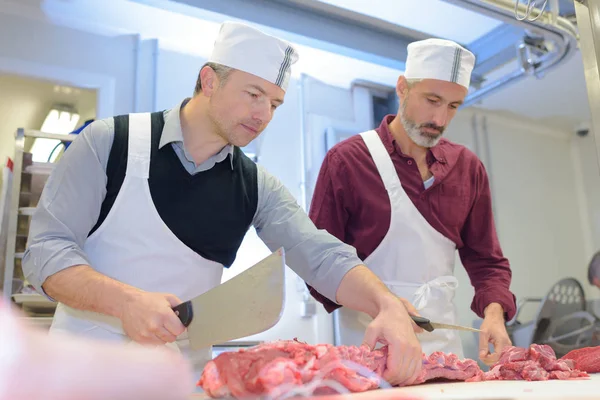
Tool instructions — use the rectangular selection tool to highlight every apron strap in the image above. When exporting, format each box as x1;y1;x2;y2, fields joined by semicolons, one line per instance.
359;130;402;193
126;113;152;179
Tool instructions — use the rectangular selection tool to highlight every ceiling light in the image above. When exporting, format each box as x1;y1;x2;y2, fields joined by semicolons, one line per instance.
40;104;80;134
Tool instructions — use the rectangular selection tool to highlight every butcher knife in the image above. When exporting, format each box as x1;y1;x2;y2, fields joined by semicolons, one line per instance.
172;248;286;350
411;315;482;333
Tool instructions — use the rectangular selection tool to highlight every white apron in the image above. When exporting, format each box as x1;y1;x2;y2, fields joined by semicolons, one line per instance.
336;130;463;358
49;112;224;376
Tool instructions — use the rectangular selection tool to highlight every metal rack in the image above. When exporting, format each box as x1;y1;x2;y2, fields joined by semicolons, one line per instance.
1;128;77;319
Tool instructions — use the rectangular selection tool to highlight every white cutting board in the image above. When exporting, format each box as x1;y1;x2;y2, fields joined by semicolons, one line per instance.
364;373;600;399
191;374;600;399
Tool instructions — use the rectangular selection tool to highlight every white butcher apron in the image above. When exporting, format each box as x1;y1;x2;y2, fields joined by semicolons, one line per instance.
49;112;224;376
337;130;463;358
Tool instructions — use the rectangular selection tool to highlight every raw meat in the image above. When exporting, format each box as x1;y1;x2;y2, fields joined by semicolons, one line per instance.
199;340;386;399
199;339;484;399
560;346;600;373
417;351;484;384
477;344;589;382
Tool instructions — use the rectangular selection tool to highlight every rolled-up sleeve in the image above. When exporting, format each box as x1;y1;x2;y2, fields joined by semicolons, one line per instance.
252;164;363;303
22;119;113;297
305;150;353;312
459;161;517;321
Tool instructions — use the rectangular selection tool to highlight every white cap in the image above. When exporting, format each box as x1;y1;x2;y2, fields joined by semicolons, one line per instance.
404;38;476;89
208;21;299;92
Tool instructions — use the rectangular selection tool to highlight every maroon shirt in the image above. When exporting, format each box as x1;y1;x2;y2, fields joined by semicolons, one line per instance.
307;115;517;321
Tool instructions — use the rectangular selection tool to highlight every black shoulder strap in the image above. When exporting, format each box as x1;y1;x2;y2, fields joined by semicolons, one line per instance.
87;111;166;237
149;111;164;164
88;112;166;237
88;114;129;236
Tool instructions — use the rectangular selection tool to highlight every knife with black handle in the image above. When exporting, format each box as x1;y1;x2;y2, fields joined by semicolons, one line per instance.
411;315;482;333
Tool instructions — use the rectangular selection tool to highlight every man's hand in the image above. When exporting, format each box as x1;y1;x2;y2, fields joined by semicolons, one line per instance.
397;298;424;333
333;266;424;386
41;266;187;346
479;303;511;365
119;291;186;345
362;297;423;387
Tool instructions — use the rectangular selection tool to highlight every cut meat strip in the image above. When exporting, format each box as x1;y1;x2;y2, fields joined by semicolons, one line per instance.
416;352;483;384
479;344;589;382
560;346;600;373
199;340;484;399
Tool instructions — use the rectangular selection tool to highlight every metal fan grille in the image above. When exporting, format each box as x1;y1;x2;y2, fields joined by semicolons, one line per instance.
546;283;584;306
532;278;589;354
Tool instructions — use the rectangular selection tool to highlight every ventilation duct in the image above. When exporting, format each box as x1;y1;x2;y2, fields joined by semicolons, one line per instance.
443;0;579;107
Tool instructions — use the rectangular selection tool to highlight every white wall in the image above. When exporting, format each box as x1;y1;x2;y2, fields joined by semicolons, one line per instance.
444;109;598;362
0;13;133;115
155;48;201;111
302;75;377;208
0;11;134;172
575;132;600;255
133;38;159;113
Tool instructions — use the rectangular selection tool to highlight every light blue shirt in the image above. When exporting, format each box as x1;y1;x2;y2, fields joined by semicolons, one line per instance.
23;99;362;303
424;175;435;189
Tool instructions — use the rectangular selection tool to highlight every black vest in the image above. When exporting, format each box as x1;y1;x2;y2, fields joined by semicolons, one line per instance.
89;111;259;267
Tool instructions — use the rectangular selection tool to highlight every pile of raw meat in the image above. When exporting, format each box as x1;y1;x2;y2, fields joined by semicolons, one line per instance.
472;344;589;382
199;339;482;399
200;340;386;398
198;341;598;399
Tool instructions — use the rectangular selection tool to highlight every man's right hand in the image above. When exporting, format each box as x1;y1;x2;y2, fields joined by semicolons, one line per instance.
119;291;186;345
362;296;423;387
398;298;424;333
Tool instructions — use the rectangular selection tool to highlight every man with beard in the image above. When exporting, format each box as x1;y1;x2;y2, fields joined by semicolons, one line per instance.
306;38;516;365
22;21;424;386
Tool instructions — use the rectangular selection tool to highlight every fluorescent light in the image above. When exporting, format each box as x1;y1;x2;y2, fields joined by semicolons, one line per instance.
30;139;63;163
40;106;80;134
32;105;80;162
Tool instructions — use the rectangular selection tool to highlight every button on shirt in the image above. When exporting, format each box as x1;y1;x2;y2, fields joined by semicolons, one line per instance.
307;115;517;320
23;99;363;303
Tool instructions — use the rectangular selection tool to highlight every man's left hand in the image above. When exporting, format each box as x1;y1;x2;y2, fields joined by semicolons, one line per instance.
478;303;512;366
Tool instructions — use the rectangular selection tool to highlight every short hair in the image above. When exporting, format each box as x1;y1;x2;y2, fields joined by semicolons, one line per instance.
194;62;233;95
406;78;423;90
588;251;600;285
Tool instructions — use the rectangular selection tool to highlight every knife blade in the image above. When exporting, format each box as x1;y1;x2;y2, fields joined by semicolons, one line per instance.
411;315;482;333
172;248;286;350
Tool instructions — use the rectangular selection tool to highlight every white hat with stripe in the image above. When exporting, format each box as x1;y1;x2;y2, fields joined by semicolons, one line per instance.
209;21;299;92
404;38;476;89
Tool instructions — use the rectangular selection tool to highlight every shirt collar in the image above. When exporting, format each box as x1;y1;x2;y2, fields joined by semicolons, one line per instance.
160;97;235;169
376;114;447;164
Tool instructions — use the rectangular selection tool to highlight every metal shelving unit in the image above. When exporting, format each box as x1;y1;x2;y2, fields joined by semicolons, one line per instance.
1;128;78;322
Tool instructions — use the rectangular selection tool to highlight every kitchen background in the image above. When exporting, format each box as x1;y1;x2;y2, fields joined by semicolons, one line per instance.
0;0;599;368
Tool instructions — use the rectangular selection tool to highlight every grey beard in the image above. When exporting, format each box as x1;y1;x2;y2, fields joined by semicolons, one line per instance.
399;104;443;148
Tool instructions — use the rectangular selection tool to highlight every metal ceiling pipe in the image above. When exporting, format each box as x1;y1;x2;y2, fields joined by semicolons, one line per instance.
442;0;579;107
